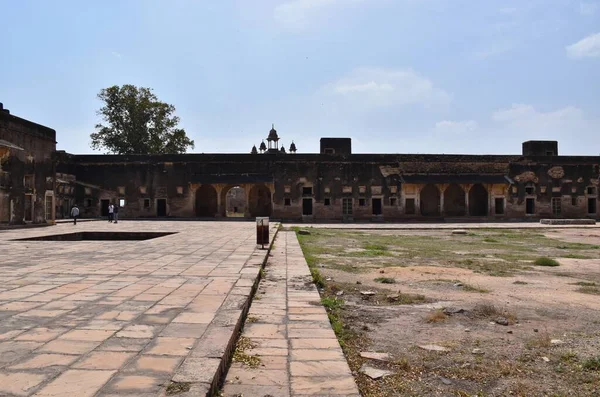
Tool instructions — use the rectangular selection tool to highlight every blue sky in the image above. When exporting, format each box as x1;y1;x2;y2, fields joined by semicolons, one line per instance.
1;0;599;155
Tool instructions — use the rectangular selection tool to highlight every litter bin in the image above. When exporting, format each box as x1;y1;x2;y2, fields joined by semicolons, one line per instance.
256;217;269;249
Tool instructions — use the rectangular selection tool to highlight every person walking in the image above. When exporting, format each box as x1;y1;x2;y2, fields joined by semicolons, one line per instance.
71;204;79;225
108;203;114;222
113;203;119;224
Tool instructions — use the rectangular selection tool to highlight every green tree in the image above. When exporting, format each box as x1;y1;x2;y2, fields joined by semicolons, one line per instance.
90;85;194;154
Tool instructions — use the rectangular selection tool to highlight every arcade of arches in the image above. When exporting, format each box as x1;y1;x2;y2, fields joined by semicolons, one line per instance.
418;183;490;217
194;183;273;218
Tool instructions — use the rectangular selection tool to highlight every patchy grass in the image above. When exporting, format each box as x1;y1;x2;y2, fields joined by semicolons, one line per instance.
483;237;499;243
583;357;600;371
534;257;560;267
374;277;396;284
165;381;191;395
525;332;552;349
471;303;517;323
462;283;490;293
513;280;528;285
426;309;448;323
577;286;600;295
571;281;597;287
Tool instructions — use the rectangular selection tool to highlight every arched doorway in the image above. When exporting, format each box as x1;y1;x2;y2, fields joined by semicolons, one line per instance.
225;186;246;217
248;184;272;217
469;184;489;216
195;185;218;217
420;184;440;216
444;184;466;216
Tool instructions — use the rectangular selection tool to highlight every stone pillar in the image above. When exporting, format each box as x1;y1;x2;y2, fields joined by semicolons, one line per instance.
215;184;224;218
439;185;445;216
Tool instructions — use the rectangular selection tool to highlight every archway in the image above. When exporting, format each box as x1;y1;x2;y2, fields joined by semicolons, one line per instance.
469;184;489;216
248;184;272;217
420;184;440;216
195;185;218;217
444;184;466;216
224;186;247;217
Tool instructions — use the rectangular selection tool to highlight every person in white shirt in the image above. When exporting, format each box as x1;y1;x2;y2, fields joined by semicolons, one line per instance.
71;204;79;225
108;203;114;222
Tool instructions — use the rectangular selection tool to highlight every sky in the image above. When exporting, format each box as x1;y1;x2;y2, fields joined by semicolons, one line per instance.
1;0;599;155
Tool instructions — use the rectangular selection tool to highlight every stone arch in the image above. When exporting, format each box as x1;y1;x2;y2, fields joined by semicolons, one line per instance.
444;184;466;216
222;185;247;217
469;184;489;216
195;184;218;217
420;184;440;216
248;184;272;217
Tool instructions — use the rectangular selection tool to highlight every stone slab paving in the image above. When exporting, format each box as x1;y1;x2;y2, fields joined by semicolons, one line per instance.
221;231;360;397
0;221;277;396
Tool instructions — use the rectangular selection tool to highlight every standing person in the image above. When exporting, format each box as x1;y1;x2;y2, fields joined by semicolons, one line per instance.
71;204;79;225
108;203;114;222
113;202;119;224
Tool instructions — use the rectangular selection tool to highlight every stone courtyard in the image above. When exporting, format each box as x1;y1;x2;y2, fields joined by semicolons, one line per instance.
0;221;277;396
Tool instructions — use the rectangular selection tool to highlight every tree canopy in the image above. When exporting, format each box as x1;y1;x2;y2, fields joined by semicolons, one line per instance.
90;85;194;154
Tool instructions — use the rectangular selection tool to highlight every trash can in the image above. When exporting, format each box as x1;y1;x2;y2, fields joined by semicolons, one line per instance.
256;217;269;248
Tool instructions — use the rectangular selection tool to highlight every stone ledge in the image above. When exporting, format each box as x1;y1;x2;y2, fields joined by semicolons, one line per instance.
540;219;596;225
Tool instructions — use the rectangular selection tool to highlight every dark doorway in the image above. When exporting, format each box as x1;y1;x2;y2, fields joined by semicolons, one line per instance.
469;184;489;216
372;198;382;215
420;184;440;216
444;184;466;216
157;199;167;217
101;199;109;217
495;198;505;215
195;185;218;217
302;198;313;216
24;194;33;222
588;198;597;215
526;198;535;215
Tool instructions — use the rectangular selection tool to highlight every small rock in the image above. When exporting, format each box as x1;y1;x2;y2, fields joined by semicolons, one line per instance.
507;330;513;334
379;269;385;273
360;291;376;296
386;294;399;302
356;281;362;285
298;230;311;235
495;317;509;326
452;229;468;235
360;365;393;380
418;344;450;352
534;328;539;333
336;291;344;296
461;363;471;368
326;277;332;281
443;307;465;315
472;348;484;355
464;328;471;332
542;357;550;362
360;352;392;362
439;376;452;385
551;339;564;345
454;283;464;287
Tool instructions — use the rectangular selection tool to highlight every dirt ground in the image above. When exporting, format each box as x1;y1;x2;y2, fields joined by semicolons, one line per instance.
294;227;600;397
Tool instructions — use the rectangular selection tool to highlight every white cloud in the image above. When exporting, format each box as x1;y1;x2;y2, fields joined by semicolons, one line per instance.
274;0;365;30
492;104;589;135
434;120;478;134
566;32;600;59
579;2;598;15
322;68;450;108
471;42;515;60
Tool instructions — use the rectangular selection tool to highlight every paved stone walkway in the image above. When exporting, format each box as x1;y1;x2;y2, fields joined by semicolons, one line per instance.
0;221;276;396
221;231;359;397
